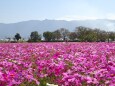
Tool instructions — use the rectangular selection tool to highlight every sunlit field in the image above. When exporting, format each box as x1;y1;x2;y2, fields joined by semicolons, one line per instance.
0;42;115;86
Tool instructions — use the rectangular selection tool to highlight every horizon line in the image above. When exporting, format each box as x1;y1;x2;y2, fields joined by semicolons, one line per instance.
0;18;115;24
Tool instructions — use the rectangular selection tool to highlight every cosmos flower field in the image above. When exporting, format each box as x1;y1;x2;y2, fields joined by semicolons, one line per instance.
0;42;115;86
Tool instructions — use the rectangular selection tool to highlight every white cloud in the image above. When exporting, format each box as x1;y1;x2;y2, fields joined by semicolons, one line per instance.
56;15;100;21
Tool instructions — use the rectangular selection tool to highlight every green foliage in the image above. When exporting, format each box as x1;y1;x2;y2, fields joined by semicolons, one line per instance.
69;32;77;41
7;26;115;43
98;31;107;42
52;30;61;41
29;31;41;42
75;26;115;42
20;81;38;86
109;32;115;41
15;33;21;41
43;31;53;41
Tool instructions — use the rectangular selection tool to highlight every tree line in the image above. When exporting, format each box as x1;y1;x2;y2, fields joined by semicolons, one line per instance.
13;26;115;42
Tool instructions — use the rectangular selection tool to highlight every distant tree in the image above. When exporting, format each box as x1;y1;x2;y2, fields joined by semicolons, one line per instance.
75;26;88;41
94;28;101;42
29;31;41;42
85;29;97;42
52;30;61;41
59;28;69;41
15;33;21;41
98;30;107;42
69;32;77;41
109;32;115;41
43;31;53;41
75;26;97;42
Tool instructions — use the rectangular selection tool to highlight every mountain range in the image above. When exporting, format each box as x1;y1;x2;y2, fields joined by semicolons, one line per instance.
0;19;115;39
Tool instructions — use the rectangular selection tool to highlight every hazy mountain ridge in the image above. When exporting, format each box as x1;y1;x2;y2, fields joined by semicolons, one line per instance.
0;19;115;39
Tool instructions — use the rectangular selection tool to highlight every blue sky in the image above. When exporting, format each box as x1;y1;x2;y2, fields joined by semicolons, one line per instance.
0;0;115;23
